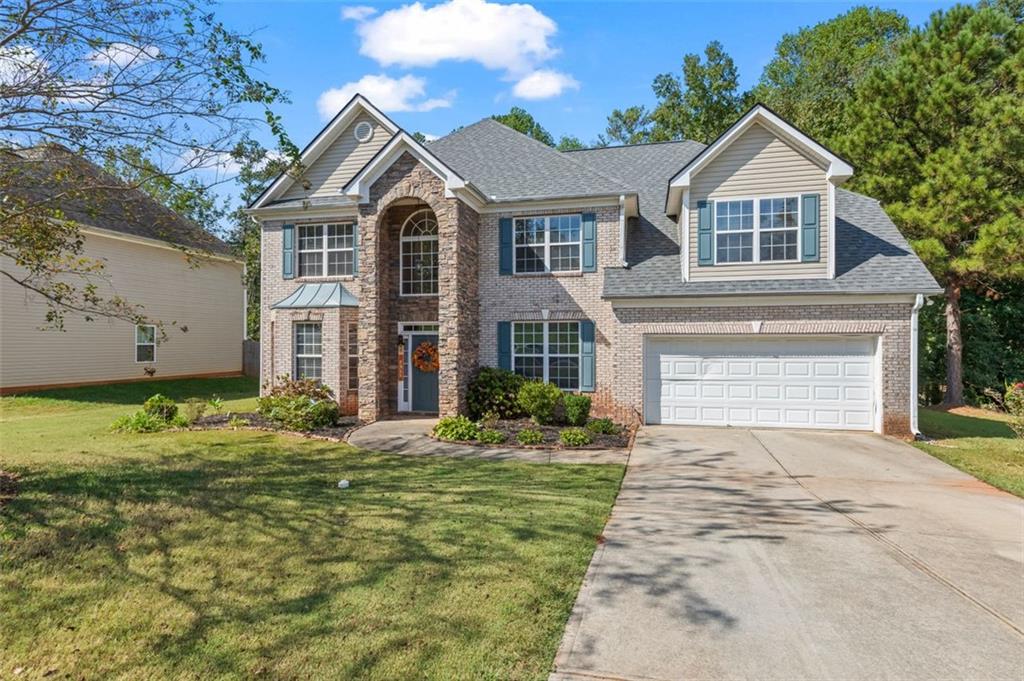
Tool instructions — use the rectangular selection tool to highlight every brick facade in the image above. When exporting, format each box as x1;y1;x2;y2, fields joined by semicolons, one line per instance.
260;152;915;436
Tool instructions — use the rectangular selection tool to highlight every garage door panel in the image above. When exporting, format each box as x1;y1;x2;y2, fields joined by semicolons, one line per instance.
645;337;876;431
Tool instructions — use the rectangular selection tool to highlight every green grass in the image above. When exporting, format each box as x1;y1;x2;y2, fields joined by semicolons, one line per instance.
915;407;1024;497
0;378;623;679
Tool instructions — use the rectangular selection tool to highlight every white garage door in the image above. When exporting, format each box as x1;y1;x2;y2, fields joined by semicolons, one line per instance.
644;337;877;431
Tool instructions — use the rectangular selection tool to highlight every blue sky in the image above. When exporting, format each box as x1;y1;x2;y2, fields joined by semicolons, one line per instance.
215;0;957;199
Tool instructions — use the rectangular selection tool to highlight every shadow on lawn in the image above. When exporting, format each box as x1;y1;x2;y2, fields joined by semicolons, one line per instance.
1;436;621;678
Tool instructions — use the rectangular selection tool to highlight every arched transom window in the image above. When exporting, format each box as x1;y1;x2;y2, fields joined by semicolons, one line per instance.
400;209;439;296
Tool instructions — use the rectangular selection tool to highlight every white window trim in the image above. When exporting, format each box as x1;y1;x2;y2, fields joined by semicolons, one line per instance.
513;214;583;275
511;321;582;391
293;322;323;381
712;195;802;266
400;209;439;298
297;223;356;278
134;324;156;364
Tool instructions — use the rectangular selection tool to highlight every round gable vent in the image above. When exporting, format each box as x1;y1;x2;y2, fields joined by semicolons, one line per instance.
353;121;374;143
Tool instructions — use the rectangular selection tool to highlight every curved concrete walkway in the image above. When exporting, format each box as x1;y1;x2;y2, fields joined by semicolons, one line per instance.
346;418;629;465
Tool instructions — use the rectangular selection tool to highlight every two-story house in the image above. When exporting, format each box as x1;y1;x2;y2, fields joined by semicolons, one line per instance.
247;95;940;436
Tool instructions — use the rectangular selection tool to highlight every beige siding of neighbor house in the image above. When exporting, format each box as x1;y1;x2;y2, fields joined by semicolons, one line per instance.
688;122;829;280
280;113;394;202
0;230;244;390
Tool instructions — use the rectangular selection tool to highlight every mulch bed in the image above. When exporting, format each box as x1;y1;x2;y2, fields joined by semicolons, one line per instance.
439;418;633;450
191;412;361;442
0;470;20;508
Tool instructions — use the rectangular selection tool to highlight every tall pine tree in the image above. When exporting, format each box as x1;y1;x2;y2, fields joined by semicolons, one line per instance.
844;3;1024;406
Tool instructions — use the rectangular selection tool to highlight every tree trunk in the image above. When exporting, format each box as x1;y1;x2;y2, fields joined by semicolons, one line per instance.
943;282;965;407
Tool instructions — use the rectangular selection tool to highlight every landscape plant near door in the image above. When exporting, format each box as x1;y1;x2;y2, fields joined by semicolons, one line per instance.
257;376;339;431
518;381;565;425
467;367;526;419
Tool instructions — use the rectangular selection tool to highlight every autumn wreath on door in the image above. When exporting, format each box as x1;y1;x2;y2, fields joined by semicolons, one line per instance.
412;341;440;373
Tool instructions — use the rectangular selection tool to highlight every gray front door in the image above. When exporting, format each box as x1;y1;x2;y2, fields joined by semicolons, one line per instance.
410;333;439;412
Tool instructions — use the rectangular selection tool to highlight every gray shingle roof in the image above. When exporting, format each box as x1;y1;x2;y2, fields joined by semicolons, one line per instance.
600;188;942;298
2;145;233;255
427;119;631;201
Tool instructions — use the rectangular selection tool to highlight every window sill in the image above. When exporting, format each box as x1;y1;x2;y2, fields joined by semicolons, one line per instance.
295;275;357;282
512;270;585;278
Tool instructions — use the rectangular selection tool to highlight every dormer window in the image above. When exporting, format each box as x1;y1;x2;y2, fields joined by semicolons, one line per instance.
714;197;800;264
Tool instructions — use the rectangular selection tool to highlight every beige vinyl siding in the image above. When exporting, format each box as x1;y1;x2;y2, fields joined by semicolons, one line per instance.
0;231;244;389
689;123;829;280
280;113;393;202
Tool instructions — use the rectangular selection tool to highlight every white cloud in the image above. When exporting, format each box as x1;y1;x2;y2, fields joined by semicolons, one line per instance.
87;43;160;70
422;133;440;142
355;0;558;75
341;5;377;21
317;74;453;119
512;69;579;100
0;46;46;87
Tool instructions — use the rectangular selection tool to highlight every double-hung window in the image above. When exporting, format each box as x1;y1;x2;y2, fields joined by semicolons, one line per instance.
512;321;580;390
135;324;156;363
714;197;800;264
297;223;355;277
514;214;581;273
294;322;322;381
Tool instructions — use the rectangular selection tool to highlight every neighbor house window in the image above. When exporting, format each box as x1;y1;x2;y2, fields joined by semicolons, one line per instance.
297;223;355;277
135;324;156;363
714;197;800;264
514;214;581;273
512;321;580;390
294;322;322;381
347;323;359;391
400;209;439;296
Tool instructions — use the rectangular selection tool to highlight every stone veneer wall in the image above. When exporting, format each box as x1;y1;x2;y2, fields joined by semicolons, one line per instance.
611;303;914;436
357;152;479;421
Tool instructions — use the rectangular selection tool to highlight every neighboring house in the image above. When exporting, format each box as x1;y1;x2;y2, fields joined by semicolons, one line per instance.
0;146;245;393
248;96;941;436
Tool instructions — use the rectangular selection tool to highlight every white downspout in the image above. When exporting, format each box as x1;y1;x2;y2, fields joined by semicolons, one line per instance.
910;294;925;437
618;195;628;267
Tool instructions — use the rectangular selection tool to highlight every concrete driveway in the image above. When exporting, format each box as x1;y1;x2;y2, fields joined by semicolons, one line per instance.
552;427;1024;681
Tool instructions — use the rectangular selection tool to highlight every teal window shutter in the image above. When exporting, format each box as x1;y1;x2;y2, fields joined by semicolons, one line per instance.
282;224;295;279
497;322;512;370
581;213;597;272
801;194;820;262
579;320;595;392
697;200;714;266
499;218;513;274
352;221;359;274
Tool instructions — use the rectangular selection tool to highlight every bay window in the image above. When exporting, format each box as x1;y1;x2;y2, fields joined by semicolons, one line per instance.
294;322;322;381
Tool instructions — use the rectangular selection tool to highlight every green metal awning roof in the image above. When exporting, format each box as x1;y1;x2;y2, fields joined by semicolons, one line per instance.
272;282;358;309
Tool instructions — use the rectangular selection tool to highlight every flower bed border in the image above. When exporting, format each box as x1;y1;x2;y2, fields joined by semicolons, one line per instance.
431;418;637;452
186;412;362;443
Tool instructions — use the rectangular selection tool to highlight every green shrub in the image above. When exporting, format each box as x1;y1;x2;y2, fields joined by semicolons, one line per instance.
433;415;480;441
228;416;250;429
257;377;339;431
564;394;592;426
111;410;168;433
517;381;564;425
1006;381;1024;439
142;394;177;421
183;397;207;424
586;418;620;435
477;428;507;445
207;395;224;414
516;428;544;445
468;367;525;419
559;427;592;447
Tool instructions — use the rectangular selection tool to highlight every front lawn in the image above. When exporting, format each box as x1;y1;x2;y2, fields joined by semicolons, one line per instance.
0;378;623;679
915;407;1023;497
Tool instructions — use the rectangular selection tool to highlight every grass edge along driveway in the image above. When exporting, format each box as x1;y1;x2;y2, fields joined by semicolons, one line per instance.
0;377;624;680
915;406;1023;498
